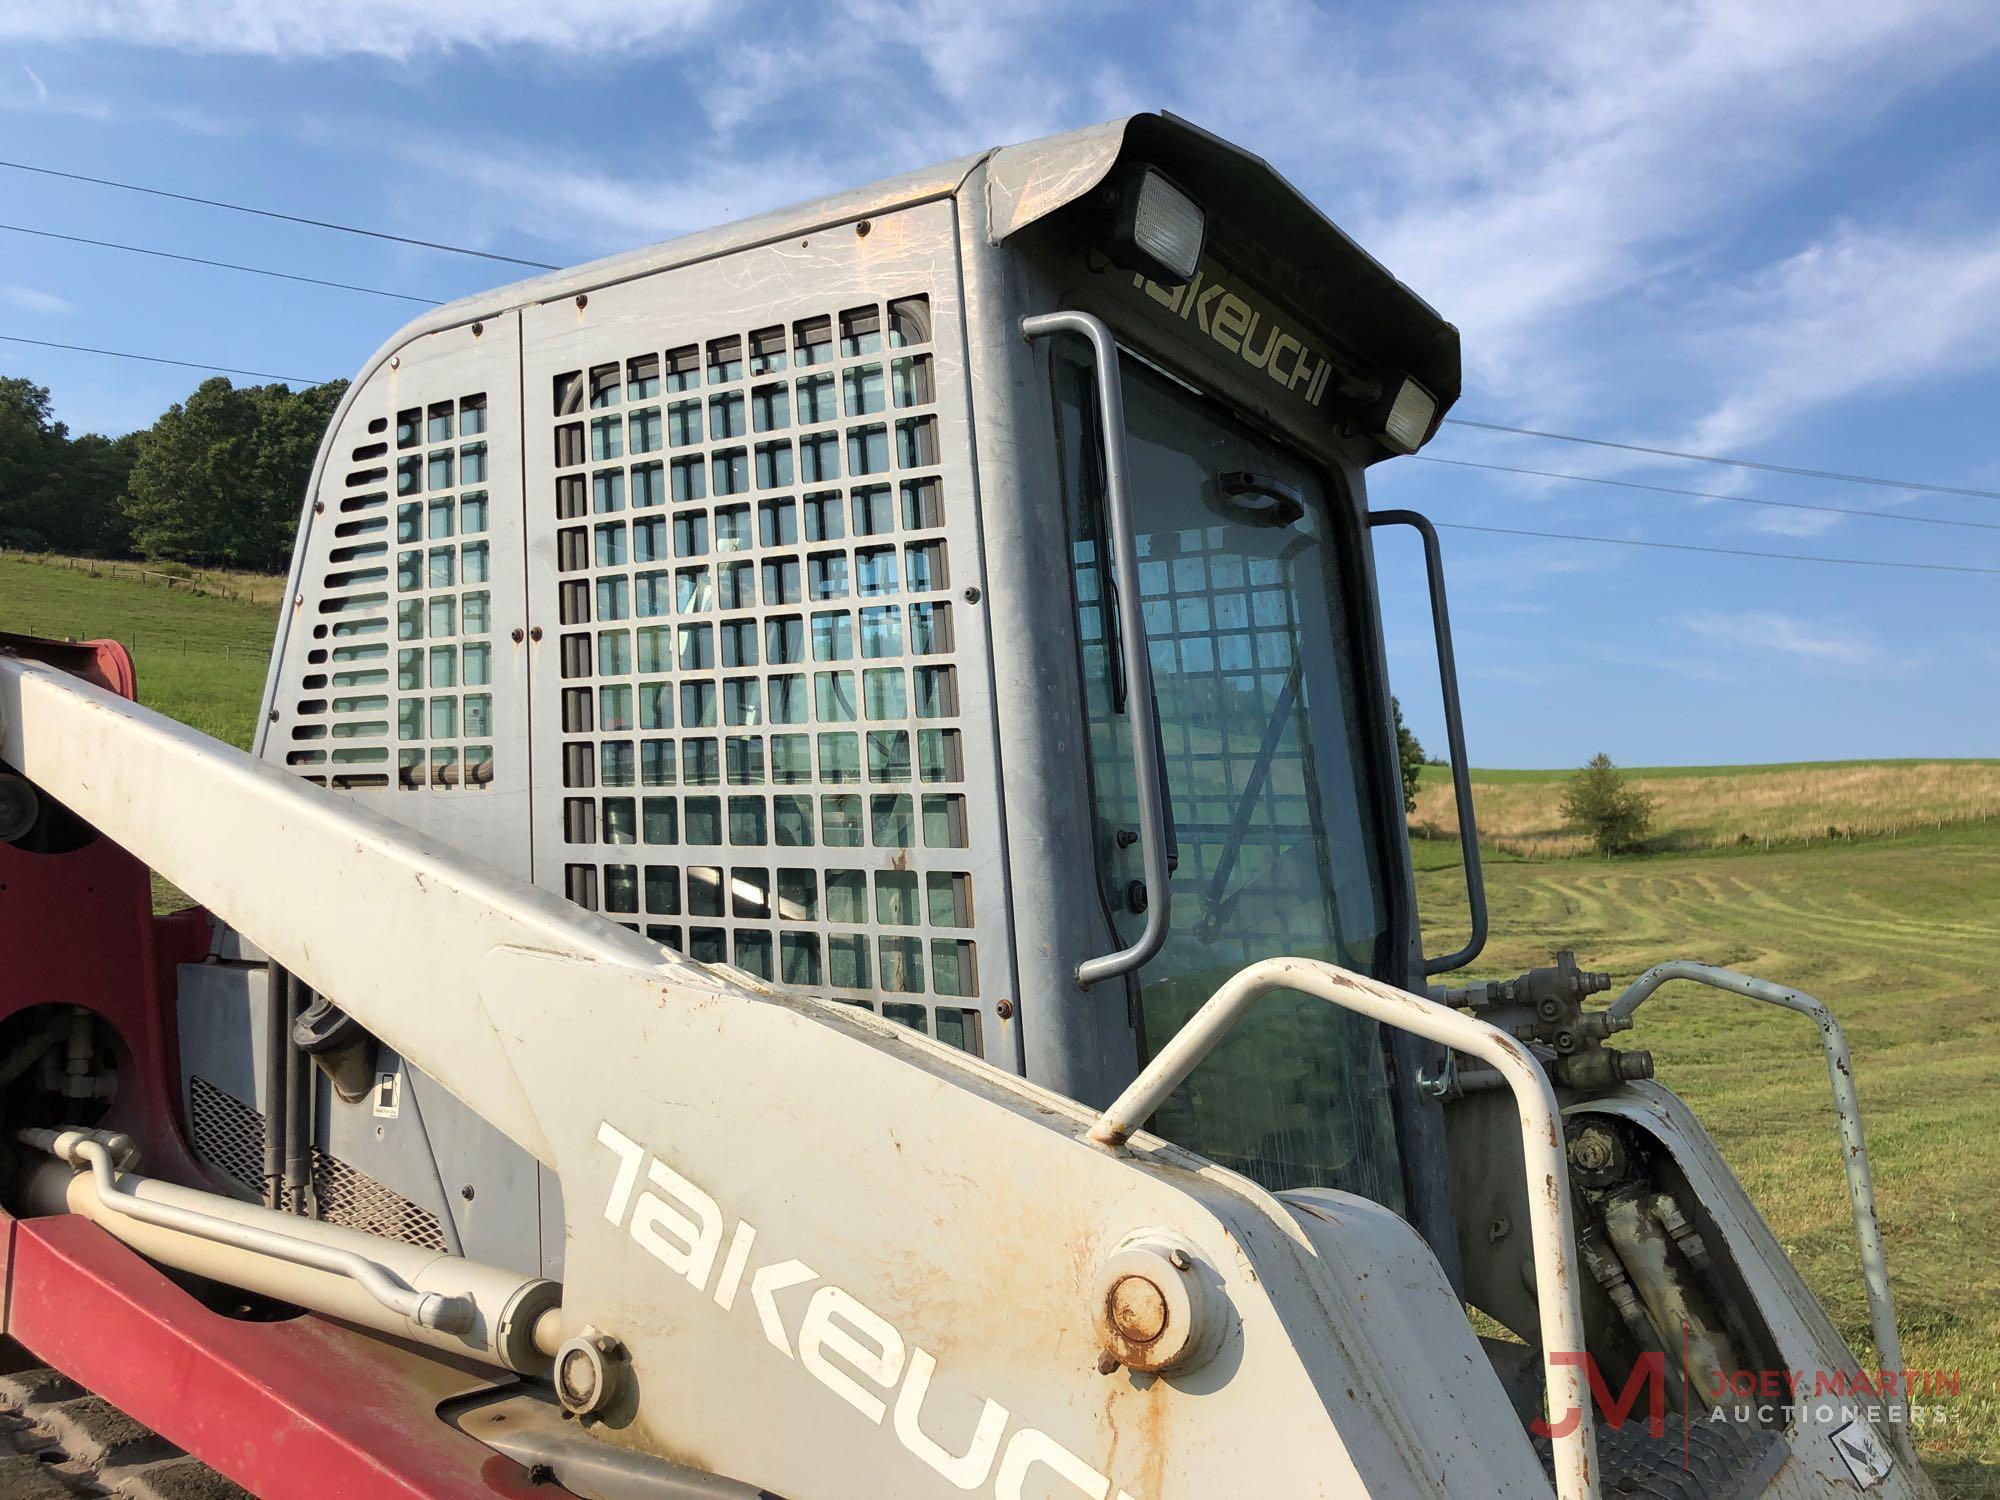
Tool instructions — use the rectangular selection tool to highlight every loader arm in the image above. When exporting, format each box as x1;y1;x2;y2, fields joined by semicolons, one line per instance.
0;654;1572;1498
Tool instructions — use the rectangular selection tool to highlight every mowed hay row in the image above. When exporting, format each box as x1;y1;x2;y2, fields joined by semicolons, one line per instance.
1411;762;2000;857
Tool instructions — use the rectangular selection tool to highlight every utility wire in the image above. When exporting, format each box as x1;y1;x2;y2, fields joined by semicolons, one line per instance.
8;156;1998;506
0;159;558;272
1441;417;2000;502
0;334;332;387
0;224;441;305
1427;520;2000;576
10;342;1997;572
1415;455;2000;533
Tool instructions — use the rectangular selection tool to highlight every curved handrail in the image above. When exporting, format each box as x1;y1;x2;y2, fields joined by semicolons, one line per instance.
1608;960;1904;1424
1090;957;1598;1500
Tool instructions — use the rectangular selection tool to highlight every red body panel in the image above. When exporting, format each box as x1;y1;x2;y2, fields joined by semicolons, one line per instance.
0;1212;552;1498
0;635;209;1185
0;635;562;1496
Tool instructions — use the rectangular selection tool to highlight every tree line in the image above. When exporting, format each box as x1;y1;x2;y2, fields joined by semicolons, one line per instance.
0;374;347;573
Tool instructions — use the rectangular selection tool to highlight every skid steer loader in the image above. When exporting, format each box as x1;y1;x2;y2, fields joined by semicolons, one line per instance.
0;113;1933;1499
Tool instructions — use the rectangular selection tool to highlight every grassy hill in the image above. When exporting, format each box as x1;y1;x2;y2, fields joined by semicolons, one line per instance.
0;553;278;748
1413;758;2000;858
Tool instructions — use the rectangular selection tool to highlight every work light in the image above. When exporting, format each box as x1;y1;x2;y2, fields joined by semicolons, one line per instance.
1378;377;1438;454
1103;165;1206;284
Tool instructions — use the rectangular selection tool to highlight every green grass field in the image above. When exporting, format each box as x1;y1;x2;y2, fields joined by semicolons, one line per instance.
0;554;278;748
2;556;1992;1490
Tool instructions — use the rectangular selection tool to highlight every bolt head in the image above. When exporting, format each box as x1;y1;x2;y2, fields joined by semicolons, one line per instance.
1090;1231;1222;1377
1096;1350;1121;1375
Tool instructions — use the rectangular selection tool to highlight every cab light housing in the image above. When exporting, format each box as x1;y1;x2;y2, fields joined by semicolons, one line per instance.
1103;165;1206;285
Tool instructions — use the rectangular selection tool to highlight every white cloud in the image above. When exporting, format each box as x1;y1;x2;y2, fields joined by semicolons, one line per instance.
1162;0;2000;414
1736;506;1842;540
1681;221;2000;456
0;285;75;315
347;0;1125;259
1682;610;1882;667
0;0;725;61
374;131;839;261
20;63;47;101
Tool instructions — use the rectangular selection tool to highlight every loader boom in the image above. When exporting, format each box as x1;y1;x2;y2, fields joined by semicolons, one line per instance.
0;643;1579;1496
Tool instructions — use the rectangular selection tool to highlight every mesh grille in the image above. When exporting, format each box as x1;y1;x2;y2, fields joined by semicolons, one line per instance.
186;1076;450;1251
542;297;985;1052
187;1073;265;1192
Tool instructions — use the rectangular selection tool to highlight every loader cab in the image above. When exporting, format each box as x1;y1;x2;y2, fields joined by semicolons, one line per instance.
974;121;1464;1231
246;113;1466;1279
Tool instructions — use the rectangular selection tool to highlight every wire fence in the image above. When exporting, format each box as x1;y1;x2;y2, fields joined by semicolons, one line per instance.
2;623;259;659
4;551;285;607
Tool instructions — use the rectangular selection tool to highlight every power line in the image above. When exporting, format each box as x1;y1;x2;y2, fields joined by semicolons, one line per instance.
0;224;441;305
1415;455;2000;533
5;155;1996;509
1441;417;2000;502
0;334;332;387
0;159;559;272
1428;519;2000;575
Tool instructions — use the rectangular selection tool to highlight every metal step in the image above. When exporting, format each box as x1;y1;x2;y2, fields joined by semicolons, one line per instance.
1537;1412;1791;1499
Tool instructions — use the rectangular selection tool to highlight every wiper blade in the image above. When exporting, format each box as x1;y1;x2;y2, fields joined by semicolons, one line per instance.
1195;657;1303;939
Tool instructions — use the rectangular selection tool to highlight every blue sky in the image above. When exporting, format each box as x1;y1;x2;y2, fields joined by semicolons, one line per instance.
2;0;1997;767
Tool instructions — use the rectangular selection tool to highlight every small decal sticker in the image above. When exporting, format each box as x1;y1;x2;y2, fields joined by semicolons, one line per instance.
371;1070;401;1119
1829;1416;1893;1490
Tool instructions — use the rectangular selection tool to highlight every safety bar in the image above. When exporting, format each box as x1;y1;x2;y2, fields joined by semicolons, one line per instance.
1607;961;1904;1423
1090;957;1599;1500
20;1128;477;1334
1368;509;1486;974
1022;310;1172;988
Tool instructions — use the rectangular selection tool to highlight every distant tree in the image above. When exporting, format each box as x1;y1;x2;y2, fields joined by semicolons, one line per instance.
37;431;138;556
242;380;346;571
124;377;262;565
123;377;346;569
1392;695;1425;813
1560;753;1657;855
0;377;67;550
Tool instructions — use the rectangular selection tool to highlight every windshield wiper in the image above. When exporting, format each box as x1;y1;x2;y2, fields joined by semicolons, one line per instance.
1194;656;1303;941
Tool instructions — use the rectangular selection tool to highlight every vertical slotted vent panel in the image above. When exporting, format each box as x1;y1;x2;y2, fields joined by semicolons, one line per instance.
289;394;499;793
545;297;986;1054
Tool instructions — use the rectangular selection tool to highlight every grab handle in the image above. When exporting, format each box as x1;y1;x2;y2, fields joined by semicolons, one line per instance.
1369;508;1486;974
1023;310;1171;988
